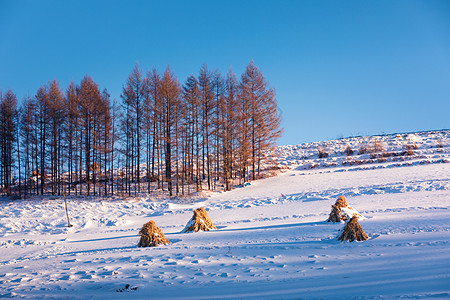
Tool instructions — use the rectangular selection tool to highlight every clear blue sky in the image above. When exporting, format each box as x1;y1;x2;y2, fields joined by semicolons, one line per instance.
1;0;449;145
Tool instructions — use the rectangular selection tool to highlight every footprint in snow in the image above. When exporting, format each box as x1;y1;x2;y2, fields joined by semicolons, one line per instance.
116;284;138;292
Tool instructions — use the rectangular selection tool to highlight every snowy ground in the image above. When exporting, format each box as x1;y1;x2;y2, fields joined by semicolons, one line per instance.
1;130;449;299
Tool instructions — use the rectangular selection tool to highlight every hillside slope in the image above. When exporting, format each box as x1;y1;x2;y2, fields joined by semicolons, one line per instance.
0;130;449;299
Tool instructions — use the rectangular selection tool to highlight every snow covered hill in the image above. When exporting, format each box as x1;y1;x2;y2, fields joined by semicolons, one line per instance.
1;130;449;299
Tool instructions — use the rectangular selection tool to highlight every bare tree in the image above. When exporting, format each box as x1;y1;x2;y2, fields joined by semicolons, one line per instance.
222;69;239;190
35;85;50;195
240;60;281;180
65;82;78;195
198;65;214;190
182;75;200;191
47;80;66;195
20;96;36;196
122;63;145;194
160;67;182;196
0;90;18;196
78;75;102;196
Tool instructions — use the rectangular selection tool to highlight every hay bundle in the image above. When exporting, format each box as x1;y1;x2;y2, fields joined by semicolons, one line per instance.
183;207;217;233
335;195;348;208
328;205;348;223
138;220;171;247
338;216;369;242
327;196;364;222
327;196;349;222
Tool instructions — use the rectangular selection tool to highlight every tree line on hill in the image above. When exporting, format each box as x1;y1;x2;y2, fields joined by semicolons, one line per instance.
0;61;282;198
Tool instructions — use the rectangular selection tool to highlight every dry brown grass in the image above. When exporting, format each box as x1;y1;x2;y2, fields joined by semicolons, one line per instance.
183;207;217;233
138;220;171;247
338;216;368;242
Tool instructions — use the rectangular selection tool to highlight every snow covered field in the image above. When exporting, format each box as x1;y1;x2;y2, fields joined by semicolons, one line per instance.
1;130;449;299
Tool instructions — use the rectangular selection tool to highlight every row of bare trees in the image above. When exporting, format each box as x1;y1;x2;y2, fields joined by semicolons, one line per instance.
0;61;282;198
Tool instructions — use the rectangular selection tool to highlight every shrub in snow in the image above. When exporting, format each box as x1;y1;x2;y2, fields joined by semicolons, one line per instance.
183;207;217;233
338;216;368;242
358;141;384;155
318;148;328;158
358;144;368;155
372;140;384;153
345;145;354;156
327;196;365;223
138;220;170;247
404;144;414;156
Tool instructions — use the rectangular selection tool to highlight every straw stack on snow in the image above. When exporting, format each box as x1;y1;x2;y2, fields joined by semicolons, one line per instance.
338;216;369;242
138;220;171;247
327;196;365;223
183;207;217;233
